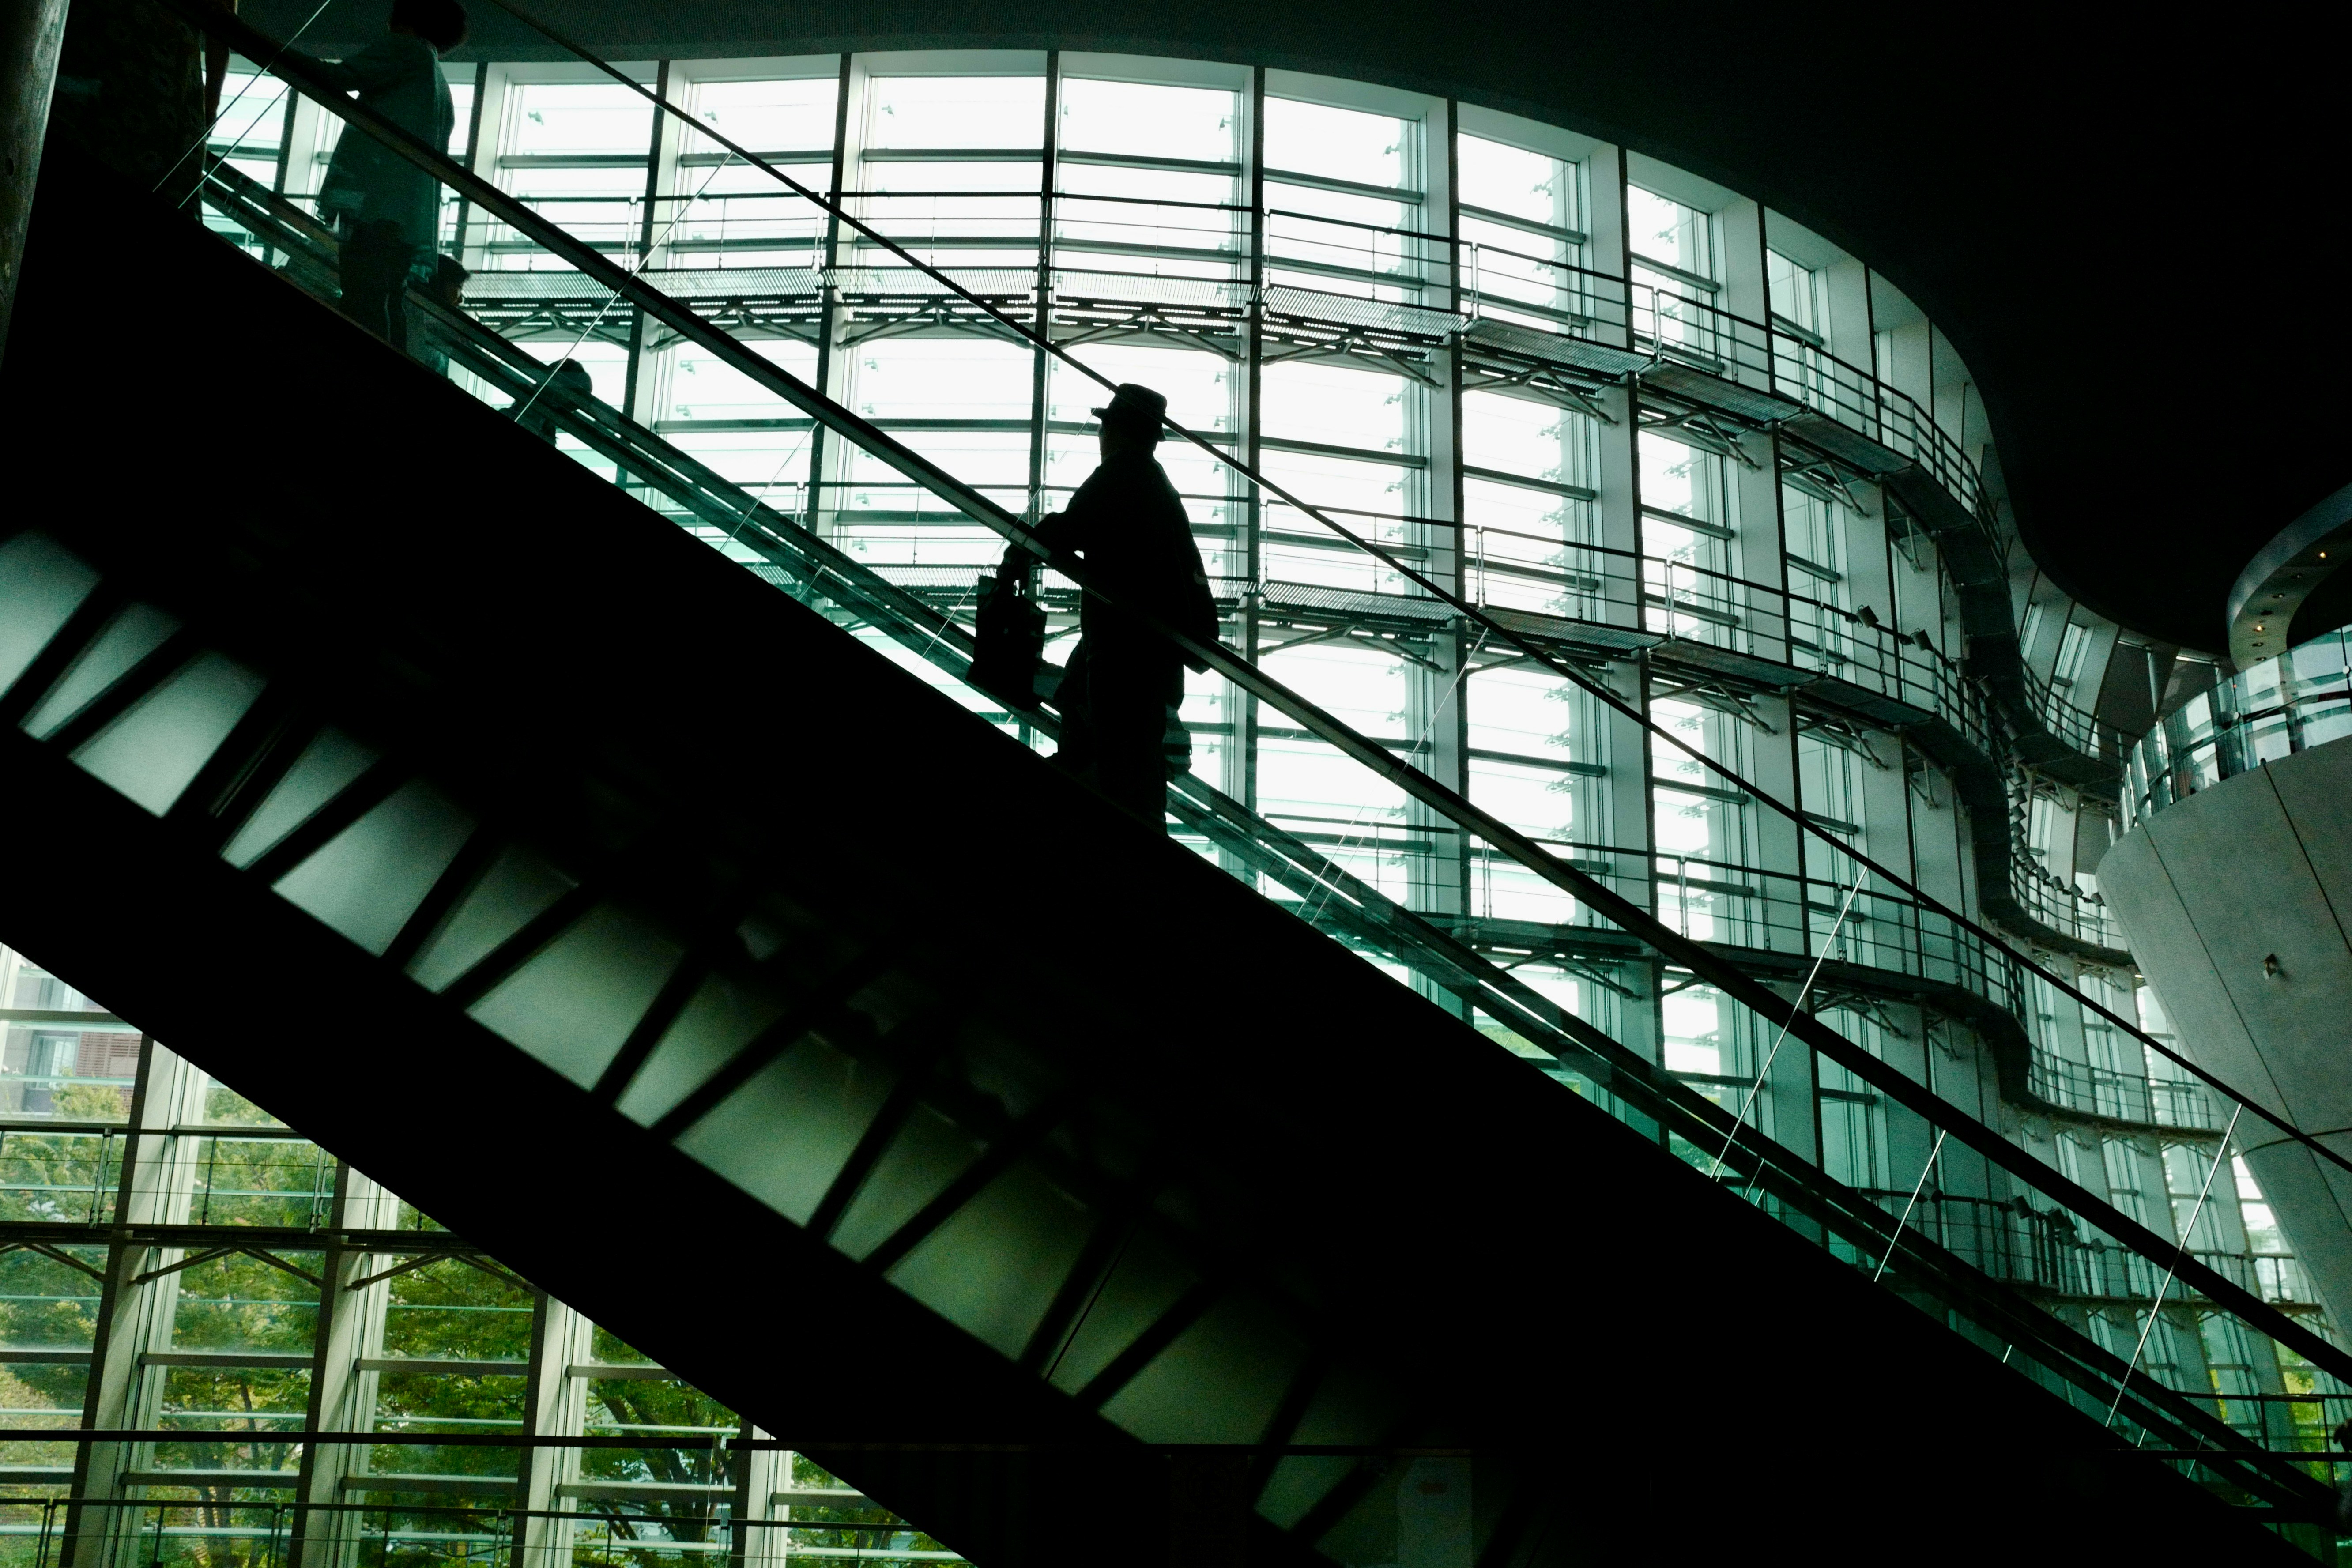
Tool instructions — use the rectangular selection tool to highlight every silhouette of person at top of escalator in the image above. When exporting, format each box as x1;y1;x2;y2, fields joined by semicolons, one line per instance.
279;0;467;353
1005;383;1220;830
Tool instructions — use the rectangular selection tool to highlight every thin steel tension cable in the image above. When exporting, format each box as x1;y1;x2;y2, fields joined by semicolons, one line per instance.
507;124;754;429
1705;863;1867;1185
464;0;2325;1172
1873;1127;1946;1282
1300;625;1490;930
2103;1100;2245;1437
157;0;340;204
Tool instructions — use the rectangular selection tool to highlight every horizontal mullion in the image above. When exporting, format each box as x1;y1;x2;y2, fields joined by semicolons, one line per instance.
1051;236;1247;266
867;418;1036;433
844;236;1040;252
1629;252;1721;294
498;153;648;169
1639;504;1736;541
1056;147;1242;177
1259;435;1425;469
1263;165;1421;204
859;147;1042;162
1461;465;1595;502
675;148;831;167
1771;312;1826;349
1458;202;1587;245
653;418;820;433
661;237;824;253
1466;746;1606;777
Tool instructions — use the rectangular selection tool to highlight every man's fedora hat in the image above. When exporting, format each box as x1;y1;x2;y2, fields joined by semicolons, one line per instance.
1091;382;1169;434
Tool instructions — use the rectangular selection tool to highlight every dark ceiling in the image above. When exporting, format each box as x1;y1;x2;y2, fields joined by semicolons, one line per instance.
255;0;2351;651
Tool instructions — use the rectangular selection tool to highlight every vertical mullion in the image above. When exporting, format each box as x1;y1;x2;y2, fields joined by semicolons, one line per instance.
455;60;500;278
446;58;490;268
807;53;855;535
287;1162;371;1568
1408;96;1466;976
1026;52;1059;522
1436;100;1471;935
622;60;671;422
1239;66;1267;821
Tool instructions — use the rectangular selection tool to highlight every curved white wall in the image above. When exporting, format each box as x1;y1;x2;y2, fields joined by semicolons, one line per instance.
2101;735;2352;1330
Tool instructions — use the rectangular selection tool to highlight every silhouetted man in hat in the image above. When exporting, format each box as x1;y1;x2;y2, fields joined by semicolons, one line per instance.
1019;382;1220;827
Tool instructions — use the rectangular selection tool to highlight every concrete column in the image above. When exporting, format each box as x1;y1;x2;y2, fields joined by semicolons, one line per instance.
292;1166;400;1568
67;1040;204;1568
728;1427;788;1568
0;0;67;363
517;1293;592;1568
1818;255;1870;371
1714;197;1768;397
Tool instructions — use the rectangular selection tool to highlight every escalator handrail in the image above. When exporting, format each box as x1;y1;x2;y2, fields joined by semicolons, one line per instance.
159;7;2352;1387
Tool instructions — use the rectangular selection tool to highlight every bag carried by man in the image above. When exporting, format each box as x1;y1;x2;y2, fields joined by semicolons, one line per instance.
968;562;1048;713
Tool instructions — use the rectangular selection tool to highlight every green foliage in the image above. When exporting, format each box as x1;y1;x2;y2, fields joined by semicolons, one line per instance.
184;1138;336;1229
40;1082;132;1122
0;1247;102;1358
781;1456;959;1564
169;1253;321;1357
152;1362;309;1484
383;1263;534;1363
588;1327;651;1365
577;1377;736;1550
371;1366;526;1481
199;1082;287;1128
0;1134;120;1225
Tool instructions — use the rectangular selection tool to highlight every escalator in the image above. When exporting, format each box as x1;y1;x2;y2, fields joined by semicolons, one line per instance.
1;81;2339;1568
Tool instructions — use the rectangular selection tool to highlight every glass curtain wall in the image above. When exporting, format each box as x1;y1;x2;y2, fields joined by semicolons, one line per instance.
176;41;2314;1364
0;942;951;1568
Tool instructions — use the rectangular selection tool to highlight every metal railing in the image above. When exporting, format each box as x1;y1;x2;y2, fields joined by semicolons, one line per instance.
10;1495;962;1568
2124;627;2352;830
2025;1054;2225;1133
2024;663;2131;772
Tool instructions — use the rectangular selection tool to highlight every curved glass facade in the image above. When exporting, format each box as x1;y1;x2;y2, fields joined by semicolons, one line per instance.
181;39;2297;1266
42;34;2314;1518
2124;629;2352;829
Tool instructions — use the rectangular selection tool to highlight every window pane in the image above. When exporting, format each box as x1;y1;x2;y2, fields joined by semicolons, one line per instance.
1059;78;1239;162
1457;135;1572;226
684;75;840;154
868;75;1046;150
506;82;653;156
1264;98;1410;189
